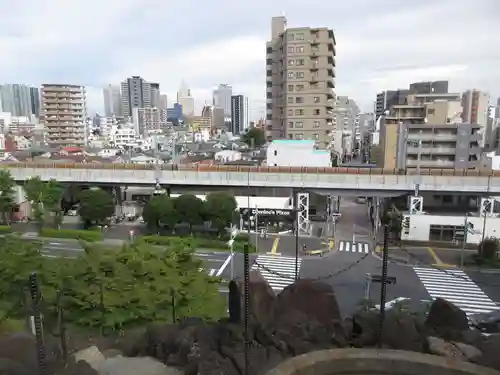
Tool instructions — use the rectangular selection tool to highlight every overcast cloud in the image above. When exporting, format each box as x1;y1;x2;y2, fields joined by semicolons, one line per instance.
0;0;498;117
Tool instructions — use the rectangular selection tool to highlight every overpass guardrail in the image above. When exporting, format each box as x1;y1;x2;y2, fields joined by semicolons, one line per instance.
1;162;499;177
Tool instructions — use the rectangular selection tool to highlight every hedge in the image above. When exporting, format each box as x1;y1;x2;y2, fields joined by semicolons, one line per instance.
141;235;257;253
0;225;12;234
39;228;103;242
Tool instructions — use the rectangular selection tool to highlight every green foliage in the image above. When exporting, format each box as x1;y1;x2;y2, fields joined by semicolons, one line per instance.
0;236;225;333
78;188;114;225
140;234;257;253
0;170;16;224
142;192;237;235
241;128;265;148
174;194;204;226
204;192;237;233
0;226;12;234
477;237;499;260
40;228;103;242
142;195;176;231
24;177;64;228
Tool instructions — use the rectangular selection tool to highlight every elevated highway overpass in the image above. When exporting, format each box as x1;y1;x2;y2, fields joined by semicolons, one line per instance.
2;163;500;195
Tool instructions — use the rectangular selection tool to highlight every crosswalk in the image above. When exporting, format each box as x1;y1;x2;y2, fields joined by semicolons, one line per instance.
338;240;370;253
414;267;500;315
199;268;218;276
252;255;301;293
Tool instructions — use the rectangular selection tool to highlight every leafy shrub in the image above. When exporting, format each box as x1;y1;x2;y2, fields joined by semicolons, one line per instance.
0;226;12;234
477;237;499;260
39;228;103;242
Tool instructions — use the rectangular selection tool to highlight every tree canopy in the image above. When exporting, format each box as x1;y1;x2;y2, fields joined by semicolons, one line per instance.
0;170;16;224
24;177;64;228
0;235;225;333
78;188;115;227
241;128;265;148
143;192;238;235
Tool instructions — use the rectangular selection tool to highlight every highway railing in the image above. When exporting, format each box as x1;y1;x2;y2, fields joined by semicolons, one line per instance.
1;162;498;177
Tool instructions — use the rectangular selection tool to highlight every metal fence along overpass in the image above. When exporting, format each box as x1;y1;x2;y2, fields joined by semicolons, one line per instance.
2;163;500;194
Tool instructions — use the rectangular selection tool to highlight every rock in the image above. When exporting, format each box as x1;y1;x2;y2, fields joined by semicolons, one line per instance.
425;298;469;341
98;355;182;375
427;336;481;362
73;346;105;371
0;357;29;375
273;279;347;349
474;334;500;370
58;360;100;375
383;311;425;352
241;270;276;328
101;349;123;358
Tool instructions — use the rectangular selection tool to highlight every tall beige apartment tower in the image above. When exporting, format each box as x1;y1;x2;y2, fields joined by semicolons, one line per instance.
40;84;87;147
265;16;336;148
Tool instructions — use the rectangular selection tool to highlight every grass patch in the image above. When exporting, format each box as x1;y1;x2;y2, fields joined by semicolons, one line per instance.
39;228;103;242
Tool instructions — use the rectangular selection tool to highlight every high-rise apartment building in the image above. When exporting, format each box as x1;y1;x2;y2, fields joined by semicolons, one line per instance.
375;90;409;119
266;16;336;148
159;94;168;110
409;81;449;95
103;84;122;117
230;95;247;134
132;107;167;136
177;81;194;117
121;76;151;117
150;83;160;108
40;84;87;147
213;84;233;118
461;89;490;147
332;96;359;153
0;84;34;117
29;87;40;118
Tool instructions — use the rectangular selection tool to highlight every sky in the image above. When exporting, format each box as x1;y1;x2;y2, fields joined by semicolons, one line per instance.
0;0;498;118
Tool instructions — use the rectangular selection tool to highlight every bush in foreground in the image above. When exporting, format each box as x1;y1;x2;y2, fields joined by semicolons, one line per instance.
39;228;103;242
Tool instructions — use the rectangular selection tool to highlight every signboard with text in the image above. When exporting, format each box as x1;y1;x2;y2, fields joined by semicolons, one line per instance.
239;208;293;221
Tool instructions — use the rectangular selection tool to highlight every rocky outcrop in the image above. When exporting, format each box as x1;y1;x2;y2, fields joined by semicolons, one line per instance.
1;279;500;374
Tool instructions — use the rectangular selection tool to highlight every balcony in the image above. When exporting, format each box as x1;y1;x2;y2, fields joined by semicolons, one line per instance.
406;159;455;168
406;146;456;155
408;132;457;141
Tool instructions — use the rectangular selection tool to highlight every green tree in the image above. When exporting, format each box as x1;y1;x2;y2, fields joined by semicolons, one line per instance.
24;177;64;228
142;195;177;232
60;242;225;330
0;236;45;319
78;188;114;227
241;128;265;148
0;171;15;224
204;192;237;234
478;237;500;260
173;194;205;227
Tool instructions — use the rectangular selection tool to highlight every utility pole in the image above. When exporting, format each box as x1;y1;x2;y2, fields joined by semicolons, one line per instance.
377;212;390;348
294;190;300;280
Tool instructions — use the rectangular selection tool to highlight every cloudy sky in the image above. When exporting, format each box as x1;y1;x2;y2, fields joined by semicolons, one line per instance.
0;0;498;117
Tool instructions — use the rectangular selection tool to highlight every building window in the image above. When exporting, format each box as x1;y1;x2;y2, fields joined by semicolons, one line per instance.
288;60;294;66
313;121;320;128
312;133;319;140
295;121;304;128
288;34;294;41
429;225;461;242
427;109;435;115
296;33;304;40
287;109;293;116
296;72;304;78
296;97;304;104
274;150;277;156
288;121;294;128
313;96;320;103
288;46;295;53
288;72;295;78
288;97;294;104
295;109;304;116
296;59;305;66
296;133;303;140
296;84;305;91
296;46;305;53
288;85;294;91
313;109;321;115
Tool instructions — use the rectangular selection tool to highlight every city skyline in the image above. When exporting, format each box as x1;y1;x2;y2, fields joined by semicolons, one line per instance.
0;0;497;115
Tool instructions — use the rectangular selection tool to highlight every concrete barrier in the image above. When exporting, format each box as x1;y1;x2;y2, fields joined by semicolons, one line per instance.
264;348;500;375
